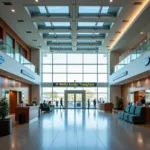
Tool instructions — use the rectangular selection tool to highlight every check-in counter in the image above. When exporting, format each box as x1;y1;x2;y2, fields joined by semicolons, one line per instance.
15;106;40;123
98;103;114;112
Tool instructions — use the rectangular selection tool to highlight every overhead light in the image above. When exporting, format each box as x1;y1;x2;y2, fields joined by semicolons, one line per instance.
35;0;38;2
140;32;144;35
11;9;15;12
110;0;113;2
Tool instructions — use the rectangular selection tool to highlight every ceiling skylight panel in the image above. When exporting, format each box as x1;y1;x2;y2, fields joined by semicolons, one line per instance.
52;22;70;27
45;22;51;26
38;6;46;13
101;6;109;13
79;6;100;13
97;22;104;27
47;6;69;14
78;22;96;27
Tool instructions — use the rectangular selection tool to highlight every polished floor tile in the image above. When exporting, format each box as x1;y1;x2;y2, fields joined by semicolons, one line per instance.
0;109;150;150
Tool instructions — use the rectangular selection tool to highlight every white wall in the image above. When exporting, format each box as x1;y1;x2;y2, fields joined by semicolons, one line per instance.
110;50;150;85
0;51;41;84
31;85;40;104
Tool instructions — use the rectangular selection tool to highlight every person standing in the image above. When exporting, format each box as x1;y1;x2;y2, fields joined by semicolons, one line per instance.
60;98;63;109
93;99;96;109
88;99;90;109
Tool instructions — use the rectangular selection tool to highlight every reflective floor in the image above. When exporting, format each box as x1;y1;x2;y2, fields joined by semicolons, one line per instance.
1;109;150;150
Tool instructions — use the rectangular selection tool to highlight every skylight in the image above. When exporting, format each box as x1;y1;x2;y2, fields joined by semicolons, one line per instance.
47;6;69;14
78;33;93;35
38;6;47;13
101;6;109;13
49;33;54;34
52;22;70;27
55;33;71;35
45;22;51;26
78;22;96;27
79;6;100;14
97;22;104;27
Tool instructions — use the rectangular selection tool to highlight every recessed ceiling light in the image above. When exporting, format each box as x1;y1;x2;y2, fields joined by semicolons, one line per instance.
110;40;114;42
3;2;12;5
140;32;144;35
35;0;38;2
11;9;15;12
110;0;113;2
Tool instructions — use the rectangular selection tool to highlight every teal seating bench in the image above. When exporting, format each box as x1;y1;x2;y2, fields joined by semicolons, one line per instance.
118;105;146;124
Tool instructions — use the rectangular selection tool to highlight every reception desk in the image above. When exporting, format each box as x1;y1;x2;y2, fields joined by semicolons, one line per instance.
15;106;39;123
98;103;113;112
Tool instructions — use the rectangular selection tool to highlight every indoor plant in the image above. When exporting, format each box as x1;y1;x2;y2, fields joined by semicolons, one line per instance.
114;96;123;110
0;97;12;136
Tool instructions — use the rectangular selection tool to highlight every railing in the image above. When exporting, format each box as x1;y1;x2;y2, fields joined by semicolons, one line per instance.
112;40;150;74
0;40;37;73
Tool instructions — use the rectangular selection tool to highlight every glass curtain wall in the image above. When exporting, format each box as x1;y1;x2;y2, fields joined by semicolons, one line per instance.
42;53;108;108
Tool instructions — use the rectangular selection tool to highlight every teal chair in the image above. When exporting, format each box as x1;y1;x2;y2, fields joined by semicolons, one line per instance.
118;105;131;119
124;106;136;121
128;106;146;124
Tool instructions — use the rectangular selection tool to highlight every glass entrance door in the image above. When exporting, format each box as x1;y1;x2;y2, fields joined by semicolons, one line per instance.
65;90;86;109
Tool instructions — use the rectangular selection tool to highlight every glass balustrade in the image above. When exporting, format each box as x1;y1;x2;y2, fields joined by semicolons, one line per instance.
112;40;150;74
0;40;37;73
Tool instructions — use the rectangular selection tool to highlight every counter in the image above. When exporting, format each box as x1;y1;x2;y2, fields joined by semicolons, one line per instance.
98;103;113;112
15;106;40;123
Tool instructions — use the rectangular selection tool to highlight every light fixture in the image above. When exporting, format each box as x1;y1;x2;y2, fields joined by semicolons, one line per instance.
11;9;15;12
110;0;113;2
35;0;38;2
140;32;144;35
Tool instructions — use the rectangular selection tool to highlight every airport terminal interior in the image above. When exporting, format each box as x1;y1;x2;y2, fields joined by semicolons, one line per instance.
1;0;150;150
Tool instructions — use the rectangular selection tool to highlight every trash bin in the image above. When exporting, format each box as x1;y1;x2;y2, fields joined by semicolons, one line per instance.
18;113;25;124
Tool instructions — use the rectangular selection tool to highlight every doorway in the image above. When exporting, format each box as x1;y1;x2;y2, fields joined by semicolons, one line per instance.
64;90;86;109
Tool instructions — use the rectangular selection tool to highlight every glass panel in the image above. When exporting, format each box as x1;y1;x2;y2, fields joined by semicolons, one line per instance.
97;22;104;27
98;74;107;83
43;65;52;72
68;54;82;64
98;87;107;93
53;94;65;108
43;53;52;64
78;22;96;27
86;93;97;108
47;6;69;14
68;93;74;108
38;6;47;13
53;88;66;93
52;22;70;27
84;54;97;64
79;6;100;14
84;87;97;93
43;93;52;102
98;54;107;64
98;65;107;73
43;74;52;82
68;74;82;82
101;6;109;13
98;94;107;103
68;65;82;73
84;74;97;82
45;22;51;26
76;94;82;108
53;65;66;73
53;74;66;82
43;87;52;93
84;65;97;73
53;54;66;64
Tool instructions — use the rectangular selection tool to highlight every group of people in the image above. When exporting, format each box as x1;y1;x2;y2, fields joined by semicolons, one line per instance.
87;99;96;109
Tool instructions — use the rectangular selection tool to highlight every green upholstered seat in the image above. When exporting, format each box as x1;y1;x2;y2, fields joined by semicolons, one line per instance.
118;105;131;120
118;111;124;119
128;107;146;124
129;106;136;114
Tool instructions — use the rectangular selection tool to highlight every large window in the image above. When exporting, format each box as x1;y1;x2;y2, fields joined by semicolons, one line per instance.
42;53;108;102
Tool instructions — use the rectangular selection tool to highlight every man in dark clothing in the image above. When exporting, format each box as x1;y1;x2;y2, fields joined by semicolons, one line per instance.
60;98;64;109
93;99;96;109
141;97;145;105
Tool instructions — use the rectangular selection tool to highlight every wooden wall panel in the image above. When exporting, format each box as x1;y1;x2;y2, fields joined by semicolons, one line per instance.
9;90;17;113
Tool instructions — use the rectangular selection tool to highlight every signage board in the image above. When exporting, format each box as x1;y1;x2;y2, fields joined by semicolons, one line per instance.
21;69;35;80
0;55;5;64
113;71;128;81
53;82;97;87
142;57;150;66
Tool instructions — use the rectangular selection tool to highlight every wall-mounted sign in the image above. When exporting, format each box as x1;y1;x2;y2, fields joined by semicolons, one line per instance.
53;82;97;87
21;69;35;80
113;71;128;81
0;55;5;64
142;57;150;66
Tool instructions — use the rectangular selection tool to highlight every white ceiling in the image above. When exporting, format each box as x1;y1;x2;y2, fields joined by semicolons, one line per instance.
0;0;149;53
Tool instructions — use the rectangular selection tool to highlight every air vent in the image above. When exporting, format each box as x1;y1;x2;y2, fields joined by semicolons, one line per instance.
110;40;114;42
38;46;42;48
32;39;37;41
122;20;129;23
133;0;142;5
26;31;32;33
116;31;121;34
3;2;12;5
17;20;24;22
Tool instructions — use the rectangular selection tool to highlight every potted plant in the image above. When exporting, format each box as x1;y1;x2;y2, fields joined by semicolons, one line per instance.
114;96;123;110
0;97;12;136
